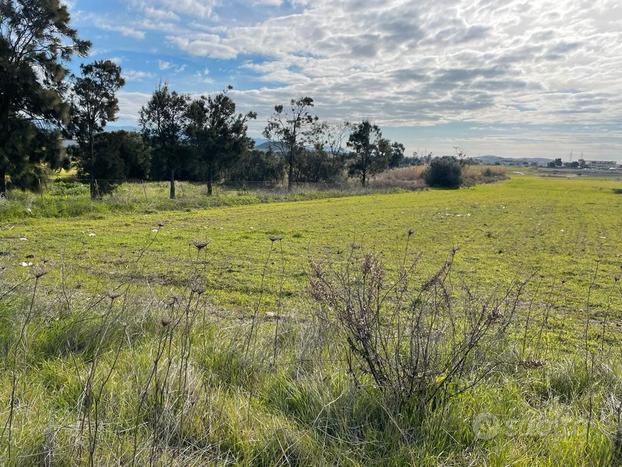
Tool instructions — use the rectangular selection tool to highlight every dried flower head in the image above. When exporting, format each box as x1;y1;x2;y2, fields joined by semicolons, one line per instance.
268;235;283;242
32;267;48;279
190;279;206;295
106;290;123;300
192;240;209;251
408;228;416;237
161;317;172;327
165;295;180;306
518;359;546;370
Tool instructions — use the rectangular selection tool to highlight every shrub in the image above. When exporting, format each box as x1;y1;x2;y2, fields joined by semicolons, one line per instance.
424;156;463;188
309;246;523;411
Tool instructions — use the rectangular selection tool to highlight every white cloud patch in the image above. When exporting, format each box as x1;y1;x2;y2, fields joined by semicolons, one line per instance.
131;0;217;19
124;70;156;81
98;23;146;40
158;60;172;70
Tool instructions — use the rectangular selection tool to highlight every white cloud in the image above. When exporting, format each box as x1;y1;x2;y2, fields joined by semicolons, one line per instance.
116;91;151;126
158;60;172;70
167;34;239;60
132;0;217;19
98;23;146;40
124;70;156;81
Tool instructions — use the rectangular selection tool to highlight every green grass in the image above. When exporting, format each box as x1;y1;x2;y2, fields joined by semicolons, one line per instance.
2;174;622;465
2;175;622;318
0;179;404;221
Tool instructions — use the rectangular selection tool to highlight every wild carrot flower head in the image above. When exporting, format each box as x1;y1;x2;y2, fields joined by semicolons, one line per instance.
32;267;48;279
190;279;206;295
192;240;209;251
106;290;123;300
165;295;180;306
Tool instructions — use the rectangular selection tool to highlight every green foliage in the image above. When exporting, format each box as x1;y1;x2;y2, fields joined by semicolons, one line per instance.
227;149;286;185
387;141;406;168
73;131;150;195
0;0;89;192
139;83;190;199
424;156;463;188
185;89;255;195
69;60;125;198
294;149;346;183
263;97;318;190
0;120;68;192
347;120;397;186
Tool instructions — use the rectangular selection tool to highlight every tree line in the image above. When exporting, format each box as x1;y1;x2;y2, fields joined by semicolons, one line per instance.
0;0;407;199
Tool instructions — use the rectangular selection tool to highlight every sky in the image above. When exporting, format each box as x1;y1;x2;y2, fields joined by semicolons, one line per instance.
65;0;622;160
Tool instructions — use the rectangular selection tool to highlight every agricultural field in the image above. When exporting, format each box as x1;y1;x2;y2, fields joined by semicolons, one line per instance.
2;174;622;465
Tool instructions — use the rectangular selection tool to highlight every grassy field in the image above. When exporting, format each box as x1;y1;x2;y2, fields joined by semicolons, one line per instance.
2;174;622;465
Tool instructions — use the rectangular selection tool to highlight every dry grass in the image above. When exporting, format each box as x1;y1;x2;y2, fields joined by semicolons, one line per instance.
462;165;508;185
371;164;507;189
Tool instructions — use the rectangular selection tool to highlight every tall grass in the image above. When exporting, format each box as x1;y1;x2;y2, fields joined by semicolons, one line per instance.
371;164;507;189
0;179;405;221
0;228;620;465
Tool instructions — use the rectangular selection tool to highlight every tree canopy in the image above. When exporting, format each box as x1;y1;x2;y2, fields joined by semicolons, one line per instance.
185;88;256;195
0;0;90;192
263;97;318;191
347;121;392;187
70;60;125;198
139;83;189;199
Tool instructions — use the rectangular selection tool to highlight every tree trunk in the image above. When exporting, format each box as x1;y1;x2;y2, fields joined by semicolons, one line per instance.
287;151;294;191
169;168;176;200
89;176;99;200
89;132;98;200
0;168;6;195
361;171;367;187
207;164;213;196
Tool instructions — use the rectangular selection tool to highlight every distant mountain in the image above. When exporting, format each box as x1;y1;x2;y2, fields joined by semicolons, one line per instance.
255;141;282;152
473;155;553;166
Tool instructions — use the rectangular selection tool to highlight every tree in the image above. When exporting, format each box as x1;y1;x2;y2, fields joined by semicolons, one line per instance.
387;141;406;168
424;156;463;188
347;121;391;187
185;88;256;195
295;149;346;184
70;60;125;198
281;121;347;184
139;83;189;199
73;131;150;195
263;97;317;191
227;149;285;186
0;0;90;193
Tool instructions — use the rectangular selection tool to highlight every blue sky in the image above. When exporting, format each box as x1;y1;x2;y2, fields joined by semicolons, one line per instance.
65;0;622;160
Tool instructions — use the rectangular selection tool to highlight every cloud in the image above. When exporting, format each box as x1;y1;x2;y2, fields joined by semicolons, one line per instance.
124;70;156;81
158;60;172;70
157;60;188;73
167;34;239;60
98;23;146;40
131;0;217;19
